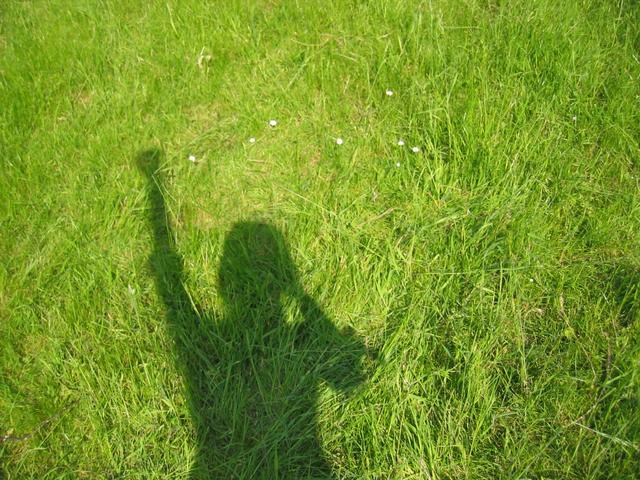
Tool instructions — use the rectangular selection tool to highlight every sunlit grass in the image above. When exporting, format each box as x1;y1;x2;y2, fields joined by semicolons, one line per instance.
1;0;639;478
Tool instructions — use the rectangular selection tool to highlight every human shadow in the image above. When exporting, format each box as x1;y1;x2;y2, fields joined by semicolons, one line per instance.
137;149;367;479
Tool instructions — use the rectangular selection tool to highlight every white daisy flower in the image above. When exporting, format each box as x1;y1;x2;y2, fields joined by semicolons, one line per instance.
396;161;401;168
411;146;420;153
336;138;344;145
188;154;197;162
386;89;394;96
269;119;277;127
248;137;256;143
397;139;405;146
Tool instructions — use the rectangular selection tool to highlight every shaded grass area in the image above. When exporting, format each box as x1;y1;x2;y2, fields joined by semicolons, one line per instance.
1;0;640;478
138;149;369;478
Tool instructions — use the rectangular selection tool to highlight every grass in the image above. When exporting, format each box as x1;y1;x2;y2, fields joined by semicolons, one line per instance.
1;0;639;478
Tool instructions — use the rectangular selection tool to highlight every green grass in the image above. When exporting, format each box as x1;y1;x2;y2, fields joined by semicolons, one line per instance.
1;0;640;478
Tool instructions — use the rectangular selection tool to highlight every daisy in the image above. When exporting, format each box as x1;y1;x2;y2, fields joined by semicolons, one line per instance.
336;138;344;145
386;89;394;96
269;119;277;127
188;154;197;162
397;139;405;146
248;137;256;143
411;146;420;153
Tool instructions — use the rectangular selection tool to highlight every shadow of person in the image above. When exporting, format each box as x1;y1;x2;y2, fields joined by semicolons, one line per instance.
137;149;367;479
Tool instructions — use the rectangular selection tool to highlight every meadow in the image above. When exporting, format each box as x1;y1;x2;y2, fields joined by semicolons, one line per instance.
1;0;639;478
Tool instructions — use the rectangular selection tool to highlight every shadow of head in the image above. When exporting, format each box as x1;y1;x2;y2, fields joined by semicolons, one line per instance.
219;222;298;306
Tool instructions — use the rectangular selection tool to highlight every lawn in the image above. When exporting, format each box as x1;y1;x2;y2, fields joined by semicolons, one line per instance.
1;0;639;478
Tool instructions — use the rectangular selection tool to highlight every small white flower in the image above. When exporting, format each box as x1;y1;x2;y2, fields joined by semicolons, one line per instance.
396;161;401;168
572;115;577;122
411;146;420;153
248;137;256;143
336;138;344;145
529;278;534;283
386;89;394;96
188;154;197;162
269;119;277;127
397;139;405;146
